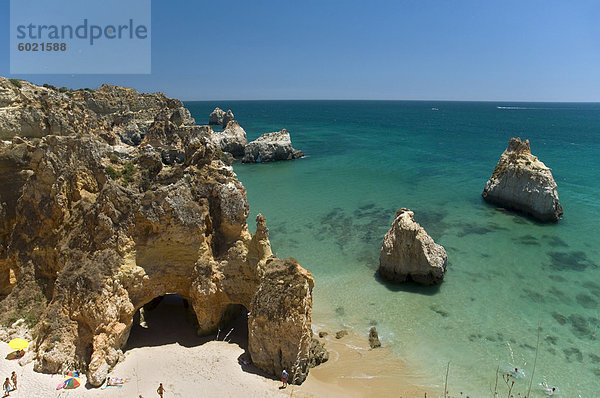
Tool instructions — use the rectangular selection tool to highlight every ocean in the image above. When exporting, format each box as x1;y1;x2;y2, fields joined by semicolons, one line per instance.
185;100;600;397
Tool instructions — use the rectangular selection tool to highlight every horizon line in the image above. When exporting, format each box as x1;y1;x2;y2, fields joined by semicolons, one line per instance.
180;98;600;103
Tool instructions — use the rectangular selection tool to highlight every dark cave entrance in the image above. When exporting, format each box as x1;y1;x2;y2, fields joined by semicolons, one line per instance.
126;294;199;349
125;295;249;352
215;304;249;349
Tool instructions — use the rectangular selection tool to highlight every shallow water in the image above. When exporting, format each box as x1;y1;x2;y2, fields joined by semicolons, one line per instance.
187;101;600;396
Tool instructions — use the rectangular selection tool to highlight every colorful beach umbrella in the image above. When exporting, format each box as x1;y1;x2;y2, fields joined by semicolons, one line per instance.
8;338;29;350
62;376;81;389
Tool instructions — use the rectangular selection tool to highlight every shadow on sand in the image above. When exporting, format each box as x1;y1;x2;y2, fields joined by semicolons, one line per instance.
125;294;278;381
126;294;210;350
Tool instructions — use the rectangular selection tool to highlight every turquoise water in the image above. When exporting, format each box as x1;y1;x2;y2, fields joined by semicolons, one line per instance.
186;101;600;397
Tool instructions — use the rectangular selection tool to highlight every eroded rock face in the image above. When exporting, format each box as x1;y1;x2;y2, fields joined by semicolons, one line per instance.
214;121;248;157
242;129;304;163
248;257;313;384
0;79;314;386
74;84;195;146
379;209;447;285
308;337;329;368
482;137;563;222
0;78;107;141
0;78;194;146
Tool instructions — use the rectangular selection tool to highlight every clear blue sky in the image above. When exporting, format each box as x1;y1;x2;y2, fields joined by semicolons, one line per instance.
1;0;599;101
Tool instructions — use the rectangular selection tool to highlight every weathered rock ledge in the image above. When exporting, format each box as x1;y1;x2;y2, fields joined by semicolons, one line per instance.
379;209;447;285
0;77;314;386
482;137;563;222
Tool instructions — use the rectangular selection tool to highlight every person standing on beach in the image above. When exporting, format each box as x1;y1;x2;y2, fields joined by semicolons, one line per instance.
2;378;10;397
157;383;165;397
9;372;16;391
281;369;288;388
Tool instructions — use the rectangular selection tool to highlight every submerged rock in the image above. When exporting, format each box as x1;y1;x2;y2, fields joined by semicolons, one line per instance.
379;208;447;285
242;129;304;163
214;120;248;157
482;137;563;222
0;78;314;386
368;327;381;349
335;330;348;339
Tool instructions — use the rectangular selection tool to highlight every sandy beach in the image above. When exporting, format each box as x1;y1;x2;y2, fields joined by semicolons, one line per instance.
0;295;430;398
301;333;432;398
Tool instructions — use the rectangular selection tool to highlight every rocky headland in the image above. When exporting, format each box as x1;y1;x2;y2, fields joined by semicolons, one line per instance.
0;77;315;386
482;137;563;222
379;208;447;285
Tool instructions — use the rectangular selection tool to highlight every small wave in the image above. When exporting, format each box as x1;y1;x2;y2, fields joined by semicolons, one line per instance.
497;106;530;110
339;375;377;379
343;343;368;351
329;350;340;362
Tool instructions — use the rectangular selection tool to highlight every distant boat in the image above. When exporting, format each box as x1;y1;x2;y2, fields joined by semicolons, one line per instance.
431;107;439;111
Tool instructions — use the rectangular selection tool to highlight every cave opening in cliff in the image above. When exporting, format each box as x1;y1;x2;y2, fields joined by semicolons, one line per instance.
216;304;250;350
126;294;201;350
125;295;249;352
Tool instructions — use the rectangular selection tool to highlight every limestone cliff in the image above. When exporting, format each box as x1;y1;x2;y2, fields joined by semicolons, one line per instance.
0;77;314;385
379;209;447;285
0;79;194;145
482;137;563;222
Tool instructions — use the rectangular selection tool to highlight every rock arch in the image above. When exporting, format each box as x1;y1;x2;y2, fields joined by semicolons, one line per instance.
0;81;315;387
29;205;314;387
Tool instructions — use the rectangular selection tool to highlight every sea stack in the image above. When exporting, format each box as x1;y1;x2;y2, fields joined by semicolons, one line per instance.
0;77;314;386
368;327;381;349
242;129;304;163
379;209;447;285
208;107;235;128
482;137;563;222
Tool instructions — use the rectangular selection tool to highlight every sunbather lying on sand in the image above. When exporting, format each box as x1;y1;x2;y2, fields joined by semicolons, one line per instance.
106;377;127;386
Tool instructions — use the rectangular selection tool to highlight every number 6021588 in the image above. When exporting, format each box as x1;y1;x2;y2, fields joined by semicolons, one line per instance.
17;42;67;51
